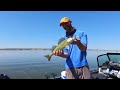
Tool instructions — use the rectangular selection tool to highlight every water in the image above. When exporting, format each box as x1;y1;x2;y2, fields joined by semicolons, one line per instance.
0;50;119;79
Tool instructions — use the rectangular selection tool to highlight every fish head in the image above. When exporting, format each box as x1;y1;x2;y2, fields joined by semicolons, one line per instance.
67;36;76;43
71;36;76;40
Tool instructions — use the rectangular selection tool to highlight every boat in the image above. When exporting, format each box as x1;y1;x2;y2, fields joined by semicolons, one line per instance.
52;53;120;79
91;53;120;79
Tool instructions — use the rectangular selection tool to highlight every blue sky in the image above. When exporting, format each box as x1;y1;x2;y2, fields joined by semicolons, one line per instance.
0;11;120;50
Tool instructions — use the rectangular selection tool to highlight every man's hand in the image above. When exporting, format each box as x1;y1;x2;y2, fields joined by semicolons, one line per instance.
53;50;64;56
71;38;80;44
53;50;68;58
71;38;87;51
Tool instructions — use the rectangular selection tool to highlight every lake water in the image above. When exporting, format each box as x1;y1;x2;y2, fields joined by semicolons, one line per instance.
0;50;119;79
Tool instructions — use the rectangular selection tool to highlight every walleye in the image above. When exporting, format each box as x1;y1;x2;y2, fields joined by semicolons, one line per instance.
44;36;76;61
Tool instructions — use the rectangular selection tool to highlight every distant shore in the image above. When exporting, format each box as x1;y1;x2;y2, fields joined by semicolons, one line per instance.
0;48;51;50
0;48;120;51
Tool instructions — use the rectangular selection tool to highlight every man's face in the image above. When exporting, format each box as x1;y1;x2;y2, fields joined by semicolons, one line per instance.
61;22;72;31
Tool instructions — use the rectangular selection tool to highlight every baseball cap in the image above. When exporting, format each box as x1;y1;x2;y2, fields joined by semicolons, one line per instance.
60;17;71;26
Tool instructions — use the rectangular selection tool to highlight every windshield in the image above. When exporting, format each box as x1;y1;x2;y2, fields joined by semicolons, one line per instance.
108;54;120;63
97;53;120;67
97;54;109;67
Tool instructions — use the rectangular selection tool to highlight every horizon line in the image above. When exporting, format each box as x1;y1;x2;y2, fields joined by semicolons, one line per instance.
0;48;119;51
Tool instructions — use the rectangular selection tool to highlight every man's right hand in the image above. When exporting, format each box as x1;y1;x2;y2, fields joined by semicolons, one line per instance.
53;50;68;58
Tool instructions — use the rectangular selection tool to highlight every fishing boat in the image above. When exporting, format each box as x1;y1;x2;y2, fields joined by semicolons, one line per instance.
91;53;120;79
52;53;120;79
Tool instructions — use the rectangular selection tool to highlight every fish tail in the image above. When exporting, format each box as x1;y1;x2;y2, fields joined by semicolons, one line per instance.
44;54;52;61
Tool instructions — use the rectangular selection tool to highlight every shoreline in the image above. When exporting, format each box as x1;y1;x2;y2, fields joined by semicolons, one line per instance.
0;48;120;51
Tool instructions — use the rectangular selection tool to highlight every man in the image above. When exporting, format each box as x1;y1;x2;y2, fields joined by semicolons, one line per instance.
53;17;91;79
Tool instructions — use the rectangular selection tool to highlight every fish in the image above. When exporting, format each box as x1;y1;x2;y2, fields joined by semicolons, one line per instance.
44;36;76;61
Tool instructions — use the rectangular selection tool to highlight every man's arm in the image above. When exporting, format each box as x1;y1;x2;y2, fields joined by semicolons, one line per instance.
76;39;87;51
71;32;88;52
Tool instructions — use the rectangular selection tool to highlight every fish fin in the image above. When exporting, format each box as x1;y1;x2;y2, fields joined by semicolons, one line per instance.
58;37;65;44
44;55;51;61
52;45;56;52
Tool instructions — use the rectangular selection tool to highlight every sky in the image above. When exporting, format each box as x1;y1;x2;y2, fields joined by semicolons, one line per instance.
0;11;120;50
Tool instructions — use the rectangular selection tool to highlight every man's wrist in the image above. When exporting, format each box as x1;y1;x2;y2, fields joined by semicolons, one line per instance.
76;39;80;44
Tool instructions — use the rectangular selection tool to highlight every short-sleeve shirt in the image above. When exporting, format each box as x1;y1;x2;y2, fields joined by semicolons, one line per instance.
63;30;88;69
